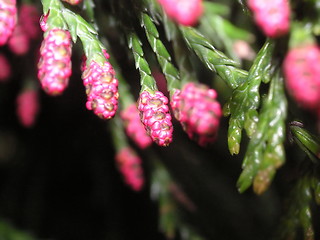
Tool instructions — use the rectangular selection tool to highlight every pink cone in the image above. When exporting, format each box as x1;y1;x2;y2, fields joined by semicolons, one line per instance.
115;147;144;191
62;0;83;5
0;0;17;46
121;104;152;149
283;44;320;110
8;23;30;55
16;89;39;127
37;28;72;95
171;83;222;146
19;4;41;40
248;0;290;38
138;91;173;146
81;51;119;119
0;53;11;82
157;0;203;26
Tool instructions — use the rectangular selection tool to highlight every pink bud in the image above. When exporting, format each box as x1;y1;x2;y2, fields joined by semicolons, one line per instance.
138;91;173;146
283;44;320;110
121;104;152;149
38;28;72;95
0;0;17;45
248;0;290;38
171;83;222;146
16;89;39;127
115;147;144;191
19;4;41;40
81;51;119;119
0;53;11;82
157;0;203;26
8;24;30;55
62;0;83;5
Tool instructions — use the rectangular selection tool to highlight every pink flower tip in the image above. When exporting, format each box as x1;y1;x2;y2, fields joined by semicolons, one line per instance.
62;0;83;5
0;0;17;45
121;104;152;149
38;28;72;96
283;44;320;110
138;90;173;146
115;147;144;191
16;89;39;127
171;83;222;146
0;53;11;82
157;0;203;26
81;53;119;120
248;0;290;38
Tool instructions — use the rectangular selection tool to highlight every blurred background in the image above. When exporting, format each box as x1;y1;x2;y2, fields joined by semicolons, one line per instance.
0;0;319;240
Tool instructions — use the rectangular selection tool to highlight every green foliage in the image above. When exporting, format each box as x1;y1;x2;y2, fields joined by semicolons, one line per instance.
179;26;248;89
140;13;181;94
224;40;275;155
128;33;158;93
277;176;319;240
237;71;287;194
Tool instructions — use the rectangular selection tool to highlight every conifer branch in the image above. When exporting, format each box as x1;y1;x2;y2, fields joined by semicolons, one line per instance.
140;12;181;95
237;70;287;194
179;26;248;89
224;40;274;155
127;32;158;93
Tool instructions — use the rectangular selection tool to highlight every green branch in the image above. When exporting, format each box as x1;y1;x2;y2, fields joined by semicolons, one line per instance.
140;12;181;95
224;40;274;155
179;26;248;89
110;114;129;152
277;176;316;240
237;70;287;194
41;0;68;30
61;8;106;65
128;32;158;93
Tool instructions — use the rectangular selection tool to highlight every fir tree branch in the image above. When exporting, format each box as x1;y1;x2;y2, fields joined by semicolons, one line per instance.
127;32;158;93
237;70;287;194
151;161;178;239
41;0;68;30
179;26;248;89
161;14;197;85
61;8;106;65
277;176;315;240
290;122;320;163
107;49;136;110
140;12;181;95
110;114;129;152
224;39;274;155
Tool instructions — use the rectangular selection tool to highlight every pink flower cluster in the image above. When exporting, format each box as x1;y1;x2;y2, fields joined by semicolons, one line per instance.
115;147;144;191
283;44;320;110
8;24;29;55
16;89;39;127
8;4;40;55
0;53;11;82
62;0;83;5
171;83;222;146
81;53;119;119
121;104;152;149
19;4;40;40
157;0;203;26
0;0;17;46
138;91;173;146
38;28;72;95
248;0;290;38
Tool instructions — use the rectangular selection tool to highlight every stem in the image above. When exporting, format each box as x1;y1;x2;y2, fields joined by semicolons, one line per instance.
109;115;129;152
